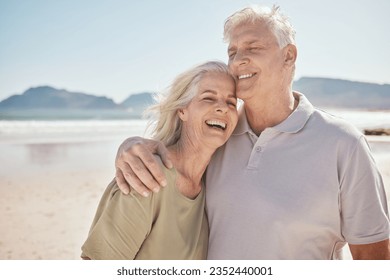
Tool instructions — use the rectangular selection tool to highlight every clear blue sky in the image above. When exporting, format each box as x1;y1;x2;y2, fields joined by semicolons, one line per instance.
1;0;389;103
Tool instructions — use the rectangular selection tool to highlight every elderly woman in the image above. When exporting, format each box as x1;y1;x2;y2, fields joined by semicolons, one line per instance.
81;61;238;259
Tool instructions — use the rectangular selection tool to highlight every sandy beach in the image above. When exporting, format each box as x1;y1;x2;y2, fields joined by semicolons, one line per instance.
0;135;389;260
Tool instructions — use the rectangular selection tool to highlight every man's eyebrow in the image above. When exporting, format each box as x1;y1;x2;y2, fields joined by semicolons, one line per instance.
228;40;262;52
247;40;261;45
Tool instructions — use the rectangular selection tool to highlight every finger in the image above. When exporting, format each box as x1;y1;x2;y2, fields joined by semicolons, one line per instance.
138;153;168;188
116;138;167;189
115;168;130;195
118;143;161;191
131;143;168;187
118;164;153;198
156;142;173;170
128;156;162;192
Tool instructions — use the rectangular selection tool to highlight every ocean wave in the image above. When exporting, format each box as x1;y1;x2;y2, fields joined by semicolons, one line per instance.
1;110;389;144
0;119;150;144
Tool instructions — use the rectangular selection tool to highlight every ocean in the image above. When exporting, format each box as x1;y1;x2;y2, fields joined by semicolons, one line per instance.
325;109;390;130
0;109;389;144
0;119;151;144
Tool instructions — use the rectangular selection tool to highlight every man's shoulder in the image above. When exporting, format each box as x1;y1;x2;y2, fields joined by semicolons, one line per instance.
309;108;363;140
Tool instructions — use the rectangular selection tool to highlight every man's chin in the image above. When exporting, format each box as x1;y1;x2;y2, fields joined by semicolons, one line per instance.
236;88;253;100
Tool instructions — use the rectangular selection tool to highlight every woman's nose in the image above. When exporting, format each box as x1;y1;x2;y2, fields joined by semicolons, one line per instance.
215;101;228;113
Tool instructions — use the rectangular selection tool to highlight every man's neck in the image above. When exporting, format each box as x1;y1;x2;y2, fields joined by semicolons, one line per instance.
244;91;298;135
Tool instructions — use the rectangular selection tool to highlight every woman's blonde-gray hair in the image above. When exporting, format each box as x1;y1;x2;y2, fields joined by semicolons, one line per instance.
223;5;296;48
146;61;232;146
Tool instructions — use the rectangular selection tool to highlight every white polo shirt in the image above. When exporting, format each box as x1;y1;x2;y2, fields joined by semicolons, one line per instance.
205;92;389;259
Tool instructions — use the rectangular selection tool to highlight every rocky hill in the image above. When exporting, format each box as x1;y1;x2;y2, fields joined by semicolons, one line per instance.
0;86;118;110
120;92;155;116
293;77;390;109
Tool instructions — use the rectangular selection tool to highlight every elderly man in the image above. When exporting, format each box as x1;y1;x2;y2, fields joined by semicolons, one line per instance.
114;6;390;259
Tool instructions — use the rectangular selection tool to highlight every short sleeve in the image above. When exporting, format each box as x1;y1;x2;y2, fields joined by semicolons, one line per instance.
81;180;153;259
340;136;390;244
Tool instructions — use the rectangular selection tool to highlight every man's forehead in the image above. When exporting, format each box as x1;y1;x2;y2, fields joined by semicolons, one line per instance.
227;23;274;49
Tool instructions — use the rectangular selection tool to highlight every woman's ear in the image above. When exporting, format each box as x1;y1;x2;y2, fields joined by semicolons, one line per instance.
178;108;188;121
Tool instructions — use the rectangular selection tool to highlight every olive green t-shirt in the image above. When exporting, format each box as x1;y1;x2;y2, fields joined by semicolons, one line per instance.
81;163;208;260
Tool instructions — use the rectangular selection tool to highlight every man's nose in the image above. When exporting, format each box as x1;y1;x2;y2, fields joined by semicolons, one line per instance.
232;51;249;67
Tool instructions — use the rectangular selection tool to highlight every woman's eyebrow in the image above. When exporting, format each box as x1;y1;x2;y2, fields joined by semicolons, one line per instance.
200;90;217;95
201;90;236;99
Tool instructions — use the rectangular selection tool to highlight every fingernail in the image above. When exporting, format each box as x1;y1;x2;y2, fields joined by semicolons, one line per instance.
160;180;167;187
153;188;160;193
143;191;150;197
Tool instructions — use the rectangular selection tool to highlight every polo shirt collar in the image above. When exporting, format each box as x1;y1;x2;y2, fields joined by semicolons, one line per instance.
232;107;251;135
272;92;314;133
232;91;314;136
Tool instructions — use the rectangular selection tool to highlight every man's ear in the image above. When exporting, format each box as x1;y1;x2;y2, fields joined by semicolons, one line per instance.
284;44;297;67
178;108;188;121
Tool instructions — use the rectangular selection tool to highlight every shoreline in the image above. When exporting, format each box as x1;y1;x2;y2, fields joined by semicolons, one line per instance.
364;128;390;136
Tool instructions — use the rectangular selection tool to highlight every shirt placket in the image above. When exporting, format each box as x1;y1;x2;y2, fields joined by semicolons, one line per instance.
247;129;277;169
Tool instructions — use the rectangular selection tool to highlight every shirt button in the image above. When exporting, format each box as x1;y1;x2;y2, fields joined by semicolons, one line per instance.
256;146;262;152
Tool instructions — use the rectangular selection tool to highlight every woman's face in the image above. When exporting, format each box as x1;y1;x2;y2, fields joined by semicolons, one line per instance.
179;72;238;149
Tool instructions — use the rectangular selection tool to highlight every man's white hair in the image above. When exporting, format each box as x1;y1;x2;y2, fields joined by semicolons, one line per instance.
223;5;296;48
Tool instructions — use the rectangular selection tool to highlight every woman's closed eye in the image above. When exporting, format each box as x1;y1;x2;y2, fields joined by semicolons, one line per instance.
202;97;215;102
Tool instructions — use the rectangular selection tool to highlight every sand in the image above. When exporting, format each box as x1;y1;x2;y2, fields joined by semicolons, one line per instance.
0;140;119;259
0;136;389;260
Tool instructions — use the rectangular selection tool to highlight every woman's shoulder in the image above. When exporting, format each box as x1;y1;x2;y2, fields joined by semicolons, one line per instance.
121;155;177;201
103;155;177;204
153;154;177;185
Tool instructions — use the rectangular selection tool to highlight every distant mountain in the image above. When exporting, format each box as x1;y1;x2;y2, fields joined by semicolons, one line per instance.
120;92;155;116
0;86;118;110
0;86;157;119
1;78;389;120
293;77;390;109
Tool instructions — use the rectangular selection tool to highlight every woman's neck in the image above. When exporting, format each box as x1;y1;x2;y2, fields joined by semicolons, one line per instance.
167;136;215;196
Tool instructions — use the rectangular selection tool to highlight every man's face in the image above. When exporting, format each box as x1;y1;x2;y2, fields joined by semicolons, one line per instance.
227;21;286;101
